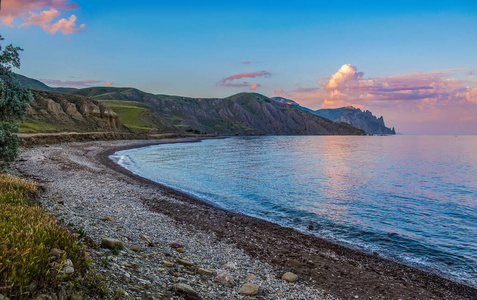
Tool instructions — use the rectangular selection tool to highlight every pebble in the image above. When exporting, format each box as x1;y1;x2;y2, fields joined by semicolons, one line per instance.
215;270;235;286
172;283;201;300
239;283;260;295
197;268;213;276
245;274;257;281
162;260;174;267
170;241;184;248
176;258;194;267
63;266;75;274
100;238;124;250
130;245;141;252
282;272;299;283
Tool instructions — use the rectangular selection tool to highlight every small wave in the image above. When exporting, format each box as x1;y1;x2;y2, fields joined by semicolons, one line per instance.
110;154;135;170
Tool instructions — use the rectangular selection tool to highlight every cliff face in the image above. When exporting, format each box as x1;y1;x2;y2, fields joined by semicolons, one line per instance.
314;107;395;135
24;90;125;132
70;88;364;135
271;97;395;135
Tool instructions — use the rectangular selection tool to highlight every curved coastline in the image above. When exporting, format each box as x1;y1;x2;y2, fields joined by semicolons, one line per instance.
99;138;477;299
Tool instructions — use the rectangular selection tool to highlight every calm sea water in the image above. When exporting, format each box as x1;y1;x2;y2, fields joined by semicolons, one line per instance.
112;136;477;286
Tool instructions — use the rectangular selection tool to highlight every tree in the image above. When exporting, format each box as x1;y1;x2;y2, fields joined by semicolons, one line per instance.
0;35;32;171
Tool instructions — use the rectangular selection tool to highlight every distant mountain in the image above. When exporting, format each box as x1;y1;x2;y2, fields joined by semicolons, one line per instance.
271;96;395;135
14;73;77;93
314;107;395;135
69;88;365;135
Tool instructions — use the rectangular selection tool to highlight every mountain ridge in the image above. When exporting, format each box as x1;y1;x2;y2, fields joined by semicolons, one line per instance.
68;87;364;135
16;74;365;136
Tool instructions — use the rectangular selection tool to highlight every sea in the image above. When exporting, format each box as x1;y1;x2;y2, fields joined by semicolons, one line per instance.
111;135;477;287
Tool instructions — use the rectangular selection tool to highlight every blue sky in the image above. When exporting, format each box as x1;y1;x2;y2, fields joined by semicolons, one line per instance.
2;0;477;134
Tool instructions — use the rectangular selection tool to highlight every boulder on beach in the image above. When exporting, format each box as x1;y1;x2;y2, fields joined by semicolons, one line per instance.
172;283;201;300
100;238;124;250
214;270;234;286
282;272;298;282
239;283;260;295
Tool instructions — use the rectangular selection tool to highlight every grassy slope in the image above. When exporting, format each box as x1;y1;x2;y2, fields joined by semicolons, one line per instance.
20;120;64;133
97;100;162;134
0;174;107;298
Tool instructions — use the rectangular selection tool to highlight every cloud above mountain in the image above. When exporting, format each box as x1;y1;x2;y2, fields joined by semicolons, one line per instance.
219;71;271;91
41;78;103;88
1;0;84;35
318;64;477;109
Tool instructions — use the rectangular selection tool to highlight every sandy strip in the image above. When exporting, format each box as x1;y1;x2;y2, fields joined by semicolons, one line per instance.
13;139;477;299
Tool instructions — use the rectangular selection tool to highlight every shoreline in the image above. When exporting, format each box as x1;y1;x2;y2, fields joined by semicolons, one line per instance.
99;138;477;299
11;138;477;299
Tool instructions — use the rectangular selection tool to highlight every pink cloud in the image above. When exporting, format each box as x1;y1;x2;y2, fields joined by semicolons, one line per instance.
219;70;271;89
41;79;103;89
104;82;114;87
220;71;271;84
250;83;260;90
274;87;284;95
242;61;251;64
1;0;84;35
314;64;477;110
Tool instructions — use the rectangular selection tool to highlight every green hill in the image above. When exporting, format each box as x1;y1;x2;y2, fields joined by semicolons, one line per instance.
97;100;176;134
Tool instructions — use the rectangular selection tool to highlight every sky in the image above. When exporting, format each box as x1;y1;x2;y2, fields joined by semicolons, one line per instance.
1;0;477;134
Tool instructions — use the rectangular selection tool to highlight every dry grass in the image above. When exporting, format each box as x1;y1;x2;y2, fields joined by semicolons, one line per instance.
0;174;106;299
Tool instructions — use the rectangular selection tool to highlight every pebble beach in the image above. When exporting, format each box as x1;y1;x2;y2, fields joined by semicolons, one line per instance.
11;138;477;299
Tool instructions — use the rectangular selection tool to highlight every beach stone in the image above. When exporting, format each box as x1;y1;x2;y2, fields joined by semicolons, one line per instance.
286;259;302;267
49;248;63;258
101;216;115;222
222;262;236;270
130;245;141;252
197;268;213;276
170;241;184;248
172;272;182;277
0;294;10;300
49;262;62;270
100;238;124;250
245;274;257;281
172;283;201;300
214;270;234;286
162;260;174;267
64;259;73;267
176;258;194;267
140;234;154;246
175;247;185;253
282;272;298;282
239;283;260;295
62;266;74;274
29;281;38;292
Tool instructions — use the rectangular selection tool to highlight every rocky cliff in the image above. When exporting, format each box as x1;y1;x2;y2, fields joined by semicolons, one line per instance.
24;90;126;133
271;97;395;135
314;107;395;135
70;88;364;135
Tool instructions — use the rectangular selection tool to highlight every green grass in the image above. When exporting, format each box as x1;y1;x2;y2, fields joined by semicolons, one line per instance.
20;121;62;133
98;100;160;134
0;174;107;298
